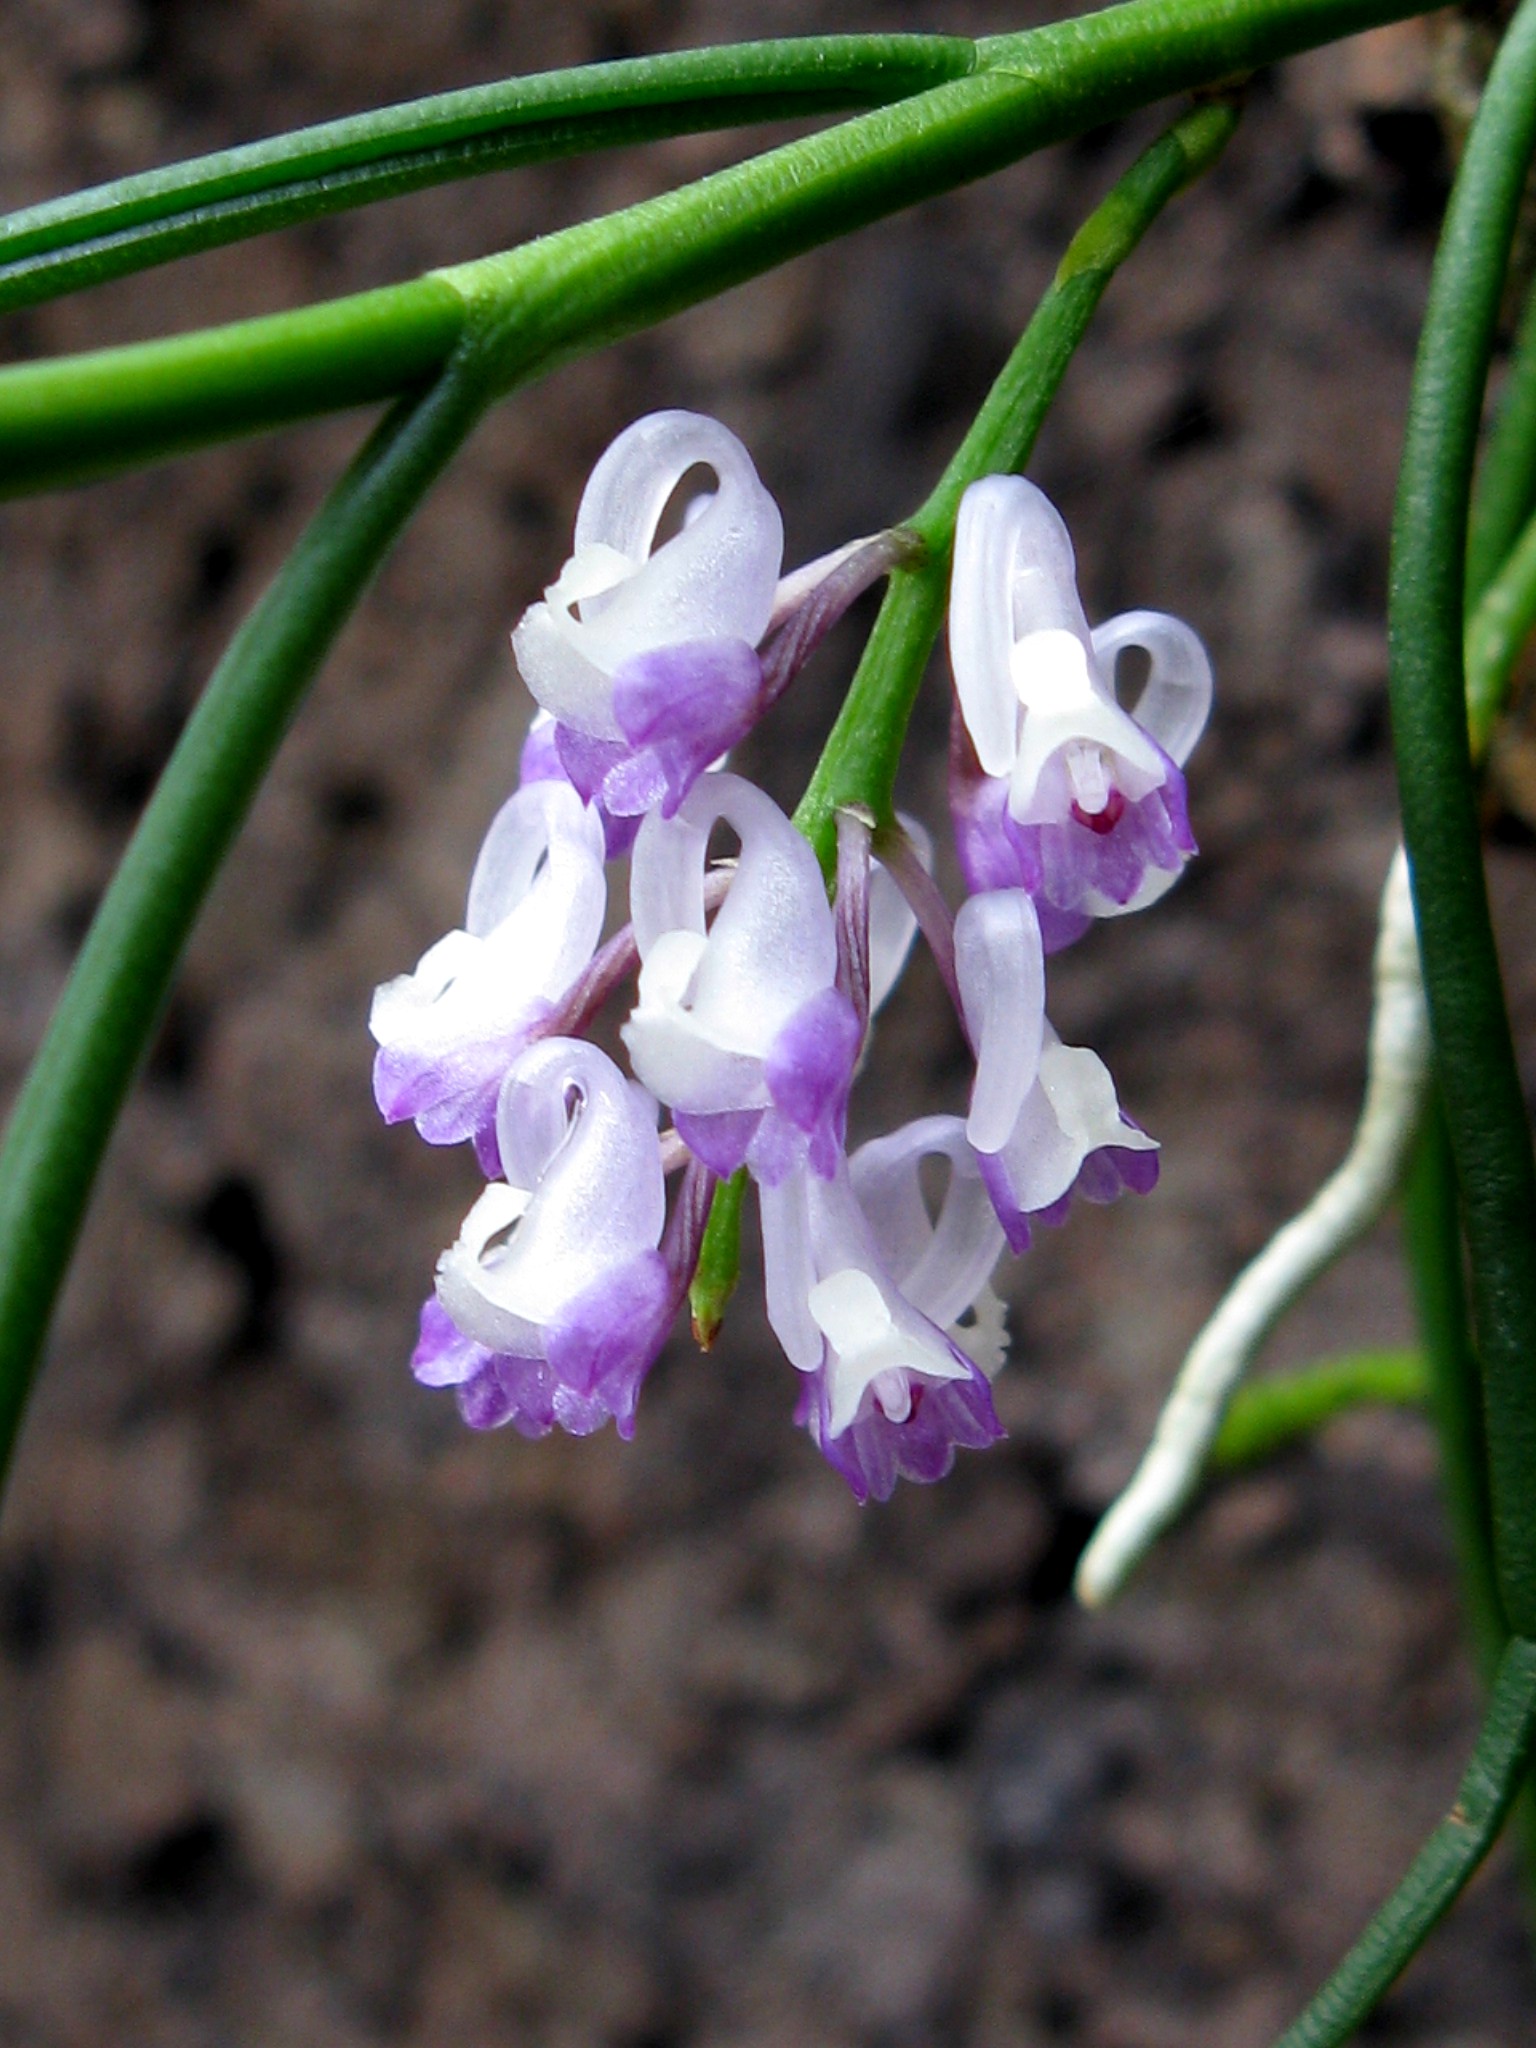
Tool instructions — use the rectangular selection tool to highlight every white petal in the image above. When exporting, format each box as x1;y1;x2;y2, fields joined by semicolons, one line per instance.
622;967;770;1118
440;1041;664;1349
1039;1040;1158;1158
372;783;606;1071
511;599;624;738
810;1268;968;1437
760;1170;823;1371
849;1114;1004;1332
465;779;604;939
662;774;837;1053
956;889;1045;1154
847;1116;949;1279
1092;609;1212;767
995;1039;1157;1215
630;807;710;956
949;476;1093;779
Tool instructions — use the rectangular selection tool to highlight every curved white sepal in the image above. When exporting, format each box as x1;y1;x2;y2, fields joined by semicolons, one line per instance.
949;476;1093;780
955;888;1046;1154
513;413;783;738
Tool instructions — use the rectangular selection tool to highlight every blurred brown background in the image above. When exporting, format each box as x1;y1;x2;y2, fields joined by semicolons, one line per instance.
1;2;1533;2043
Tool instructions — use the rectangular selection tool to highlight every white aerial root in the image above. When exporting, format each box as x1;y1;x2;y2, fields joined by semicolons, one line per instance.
1074;844;1431;1608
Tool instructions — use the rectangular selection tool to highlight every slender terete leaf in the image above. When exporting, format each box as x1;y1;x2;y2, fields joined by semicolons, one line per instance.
0;37;975;312
0;352;495;1483
1274;1637;1536;2048
1388;0;1536;1639
0;0;1440;496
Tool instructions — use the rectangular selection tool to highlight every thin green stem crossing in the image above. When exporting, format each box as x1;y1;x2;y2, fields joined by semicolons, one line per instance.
0;0;1439;497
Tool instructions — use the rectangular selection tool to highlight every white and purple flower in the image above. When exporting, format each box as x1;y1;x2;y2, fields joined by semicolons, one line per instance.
761;1119;1007;1502
369;778;606;1174
378;418;1209;1504
414;1038;689;1440
511;410;784;827
948;476;1211;949
622;772;861;1185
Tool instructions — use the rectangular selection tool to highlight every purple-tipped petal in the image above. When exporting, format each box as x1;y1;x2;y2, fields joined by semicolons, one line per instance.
411;1296;485;1388
624;774;848;1166
512;412;783;754
673;1107;764;1180
1075;1140;1162;1204
945;477;1209;934
611;638;765;815
796;1348;1003;1504
951;724;1196;937
370;781;607;1156
372;1004;551;1166
976;1150;1035;1255
544;1249;675;1440
764;985;861;1173
973;1039;1160;1246
518;712;566;787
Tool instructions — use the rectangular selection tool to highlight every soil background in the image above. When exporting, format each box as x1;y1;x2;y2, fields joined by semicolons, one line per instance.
1;3;1534;2044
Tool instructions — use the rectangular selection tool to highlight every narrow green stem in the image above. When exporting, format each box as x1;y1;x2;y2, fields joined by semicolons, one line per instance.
1273;1636;1536;2048
1404;1100;1507;1681
1467;275;1536;605
0;280;468;496
0;352;495;1483
1464;493;1536;753
0;0;1437;498
795;93;1241;861
0;37;976;313
1387;0;1536;1638
1209;1351;1425;1472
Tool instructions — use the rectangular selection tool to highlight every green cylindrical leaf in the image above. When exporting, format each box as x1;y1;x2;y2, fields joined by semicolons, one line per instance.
0;354;493;1482
1388;0;1536;1638
0;38;977;312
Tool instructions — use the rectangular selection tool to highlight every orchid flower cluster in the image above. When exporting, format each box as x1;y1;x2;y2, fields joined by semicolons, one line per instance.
370;411;1212;1502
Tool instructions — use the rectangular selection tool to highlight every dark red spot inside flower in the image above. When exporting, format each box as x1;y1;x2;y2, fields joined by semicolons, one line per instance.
1071;788;1126;835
